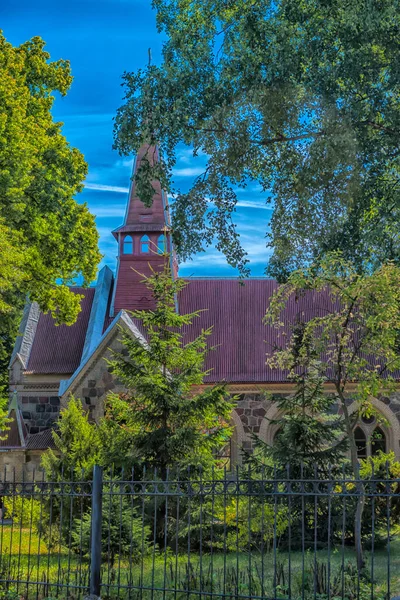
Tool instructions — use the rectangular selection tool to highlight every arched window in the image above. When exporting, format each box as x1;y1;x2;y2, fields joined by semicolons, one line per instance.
140;235;150;253
157;234;166;254
123;235;133;254
371;427;387;456
354;427;367;459
354;414;388;459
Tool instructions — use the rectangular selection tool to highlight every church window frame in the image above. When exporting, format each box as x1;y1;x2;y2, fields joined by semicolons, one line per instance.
157;234;166;254
122;235;133;254
354;415;387;459
140;235;151;253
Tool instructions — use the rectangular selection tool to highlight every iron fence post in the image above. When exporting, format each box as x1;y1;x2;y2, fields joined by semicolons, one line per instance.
90;465;103;597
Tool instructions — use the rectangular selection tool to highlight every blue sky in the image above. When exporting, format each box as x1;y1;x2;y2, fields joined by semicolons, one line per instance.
2;0;272;279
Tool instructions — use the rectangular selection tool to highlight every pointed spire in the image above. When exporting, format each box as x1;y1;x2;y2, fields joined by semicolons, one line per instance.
110;142;176;316
113;143;169;239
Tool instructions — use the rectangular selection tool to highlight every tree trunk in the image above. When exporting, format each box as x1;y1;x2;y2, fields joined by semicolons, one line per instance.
340;397;365;572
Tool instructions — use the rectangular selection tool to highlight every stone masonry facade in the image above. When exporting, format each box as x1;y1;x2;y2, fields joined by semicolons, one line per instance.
20;395;60;434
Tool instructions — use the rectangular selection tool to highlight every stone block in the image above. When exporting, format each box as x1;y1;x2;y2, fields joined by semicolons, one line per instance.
22;398;29;404
88;380;96;388
29;397;38;404
22;411;31;420
36;405;45;413
89;388;98;398
50;397;60;406
30;427;39;434
253;408;266;417
96;387;104;397
39;397;48;404
102;371;112;383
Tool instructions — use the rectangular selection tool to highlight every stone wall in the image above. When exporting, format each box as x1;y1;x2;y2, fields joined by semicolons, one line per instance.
20;395;60;434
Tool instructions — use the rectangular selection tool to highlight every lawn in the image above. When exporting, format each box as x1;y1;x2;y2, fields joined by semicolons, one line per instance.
1;525;399;600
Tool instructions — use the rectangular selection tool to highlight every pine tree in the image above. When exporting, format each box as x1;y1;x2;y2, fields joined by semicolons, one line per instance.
104;258;234;477
250;323;348;478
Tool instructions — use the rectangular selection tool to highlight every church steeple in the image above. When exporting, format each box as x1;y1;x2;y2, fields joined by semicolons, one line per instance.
110;143;175;316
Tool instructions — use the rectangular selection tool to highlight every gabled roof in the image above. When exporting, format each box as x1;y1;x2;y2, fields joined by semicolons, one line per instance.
26;288;96;374
59;309;147;398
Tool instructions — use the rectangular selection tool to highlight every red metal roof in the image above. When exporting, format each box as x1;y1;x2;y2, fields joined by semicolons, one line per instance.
26;277;387;384
179;279;338;383
27;288;95;374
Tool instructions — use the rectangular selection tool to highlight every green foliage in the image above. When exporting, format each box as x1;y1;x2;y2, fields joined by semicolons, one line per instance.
2;496;42;530
71;490;151;567
104;259;234;475
114;0;400;278
359;452;400;539
249;359;348;478
41;397;101;478
265;253;400;471
0;33;101;321
0;32;101;388
0;397;11;439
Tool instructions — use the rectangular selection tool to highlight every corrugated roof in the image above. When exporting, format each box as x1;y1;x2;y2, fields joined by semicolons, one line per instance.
179;279;338;383
24;277;392;384
27;288;95;374
26;429;56;450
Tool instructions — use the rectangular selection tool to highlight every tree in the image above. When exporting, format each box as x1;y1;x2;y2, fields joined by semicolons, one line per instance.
250;358;347;479
104;259;234;477
0;33;101;387
264;252;400;568
114;0;400;278
42;396;101;478
71;492;151;568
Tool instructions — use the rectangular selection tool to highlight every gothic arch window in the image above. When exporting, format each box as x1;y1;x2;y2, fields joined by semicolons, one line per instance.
371;426;387;456
262;397;398;461
354;426;367;459
157;234;166;254
354;415;387;460
123;235;133;254
140;235;150;253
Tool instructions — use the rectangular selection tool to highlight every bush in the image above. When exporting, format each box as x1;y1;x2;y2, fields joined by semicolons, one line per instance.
3;495;42;529
71;486;151;567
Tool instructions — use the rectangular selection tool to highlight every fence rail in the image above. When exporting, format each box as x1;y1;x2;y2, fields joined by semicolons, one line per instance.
0;465;399;600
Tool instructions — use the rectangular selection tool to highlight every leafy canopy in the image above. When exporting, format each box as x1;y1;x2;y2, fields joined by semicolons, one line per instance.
114;0;400;278
0;33;101;322
265;252;400;471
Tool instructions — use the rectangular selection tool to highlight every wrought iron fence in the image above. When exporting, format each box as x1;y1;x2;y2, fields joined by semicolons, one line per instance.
0;465;399;600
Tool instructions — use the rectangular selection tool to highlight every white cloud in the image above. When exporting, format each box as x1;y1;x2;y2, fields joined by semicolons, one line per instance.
84;183;129;193
172;167;205;177
236;200;271;210
90;204;127;218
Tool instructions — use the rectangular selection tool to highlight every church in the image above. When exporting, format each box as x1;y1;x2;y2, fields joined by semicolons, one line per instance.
1;144;400;480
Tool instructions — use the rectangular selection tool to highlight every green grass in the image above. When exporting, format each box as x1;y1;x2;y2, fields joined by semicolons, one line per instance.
1;526;400;600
